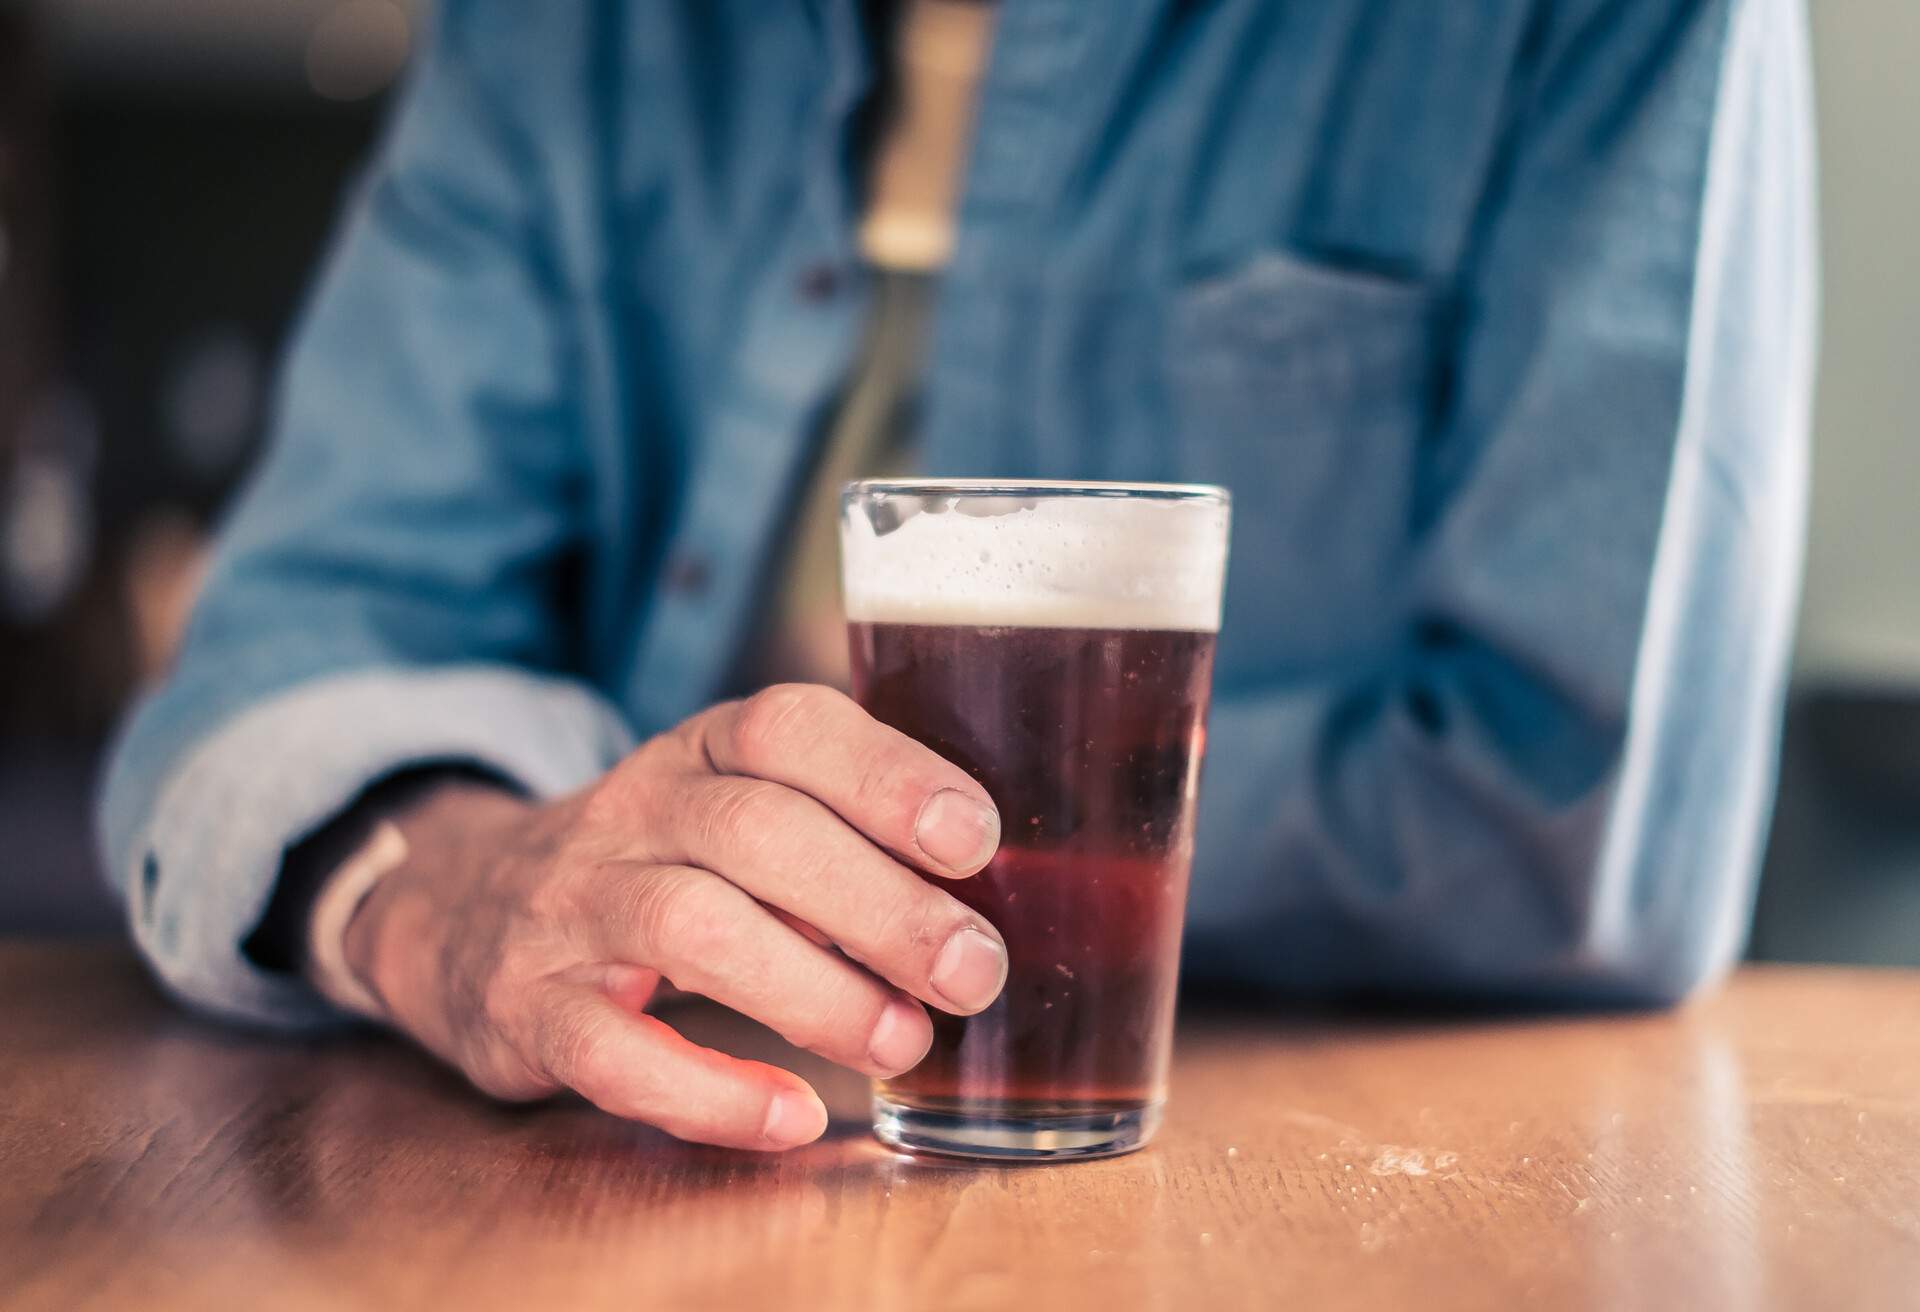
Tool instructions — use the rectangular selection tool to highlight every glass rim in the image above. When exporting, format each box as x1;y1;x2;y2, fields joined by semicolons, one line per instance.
843;478;1229;505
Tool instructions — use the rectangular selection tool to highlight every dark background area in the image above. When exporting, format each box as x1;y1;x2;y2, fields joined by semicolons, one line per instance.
1;1;1915;960
1;0;390;929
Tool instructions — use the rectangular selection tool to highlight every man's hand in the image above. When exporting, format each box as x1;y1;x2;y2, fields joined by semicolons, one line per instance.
332;684;1006;1151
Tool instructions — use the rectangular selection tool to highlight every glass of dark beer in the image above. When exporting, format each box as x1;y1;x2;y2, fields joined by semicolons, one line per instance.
841;479;1230;1160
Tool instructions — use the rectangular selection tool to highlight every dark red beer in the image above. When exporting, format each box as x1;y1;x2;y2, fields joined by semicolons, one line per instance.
850;621;1216;1117
841;479;1229;1158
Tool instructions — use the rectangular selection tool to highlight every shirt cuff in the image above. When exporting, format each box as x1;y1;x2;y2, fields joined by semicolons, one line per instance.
119;664;635;1028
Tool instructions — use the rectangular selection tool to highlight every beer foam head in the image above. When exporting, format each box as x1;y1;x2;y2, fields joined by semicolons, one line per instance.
841;483;1231;632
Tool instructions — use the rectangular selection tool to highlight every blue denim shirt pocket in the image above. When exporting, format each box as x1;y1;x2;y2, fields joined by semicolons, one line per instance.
1164;251;1439;685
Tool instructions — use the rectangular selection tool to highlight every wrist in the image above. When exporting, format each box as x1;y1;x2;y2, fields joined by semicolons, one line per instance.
337;777;535;1032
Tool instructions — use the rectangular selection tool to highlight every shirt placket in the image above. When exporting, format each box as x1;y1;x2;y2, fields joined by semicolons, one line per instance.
920;0;1102;480
615;0;878;732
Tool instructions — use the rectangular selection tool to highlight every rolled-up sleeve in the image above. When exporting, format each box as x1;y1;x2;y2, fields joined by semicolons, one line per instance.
1185;0;1816;1004
95;0;632;1025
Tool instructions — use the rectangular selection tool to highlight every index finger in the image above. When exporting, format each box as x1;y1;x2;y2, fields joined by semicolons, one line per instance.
689;684;1000;879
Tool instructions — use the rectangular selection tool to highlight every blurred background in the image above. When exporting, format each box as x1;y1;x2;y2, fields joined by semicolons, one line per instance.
0;1;1914;961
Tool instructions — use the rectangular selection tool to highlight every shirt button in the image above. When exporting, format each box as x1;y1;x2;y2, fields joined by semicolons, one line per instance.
795;262;842;304
663;552;712;598
140;852;160;921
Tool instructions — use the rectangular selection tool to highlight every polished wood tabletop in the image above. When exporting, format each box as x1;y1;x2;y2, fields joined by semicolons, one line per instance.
3;942;1917;1310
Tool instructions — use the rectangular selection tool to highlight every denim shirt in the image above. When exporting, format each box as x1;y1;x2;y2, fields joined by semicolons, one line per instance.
99;0;1816;1025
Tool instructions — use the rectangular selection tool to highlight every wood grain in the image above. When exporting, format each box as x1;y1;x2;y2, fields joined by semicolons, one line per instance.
2;942;1916;1310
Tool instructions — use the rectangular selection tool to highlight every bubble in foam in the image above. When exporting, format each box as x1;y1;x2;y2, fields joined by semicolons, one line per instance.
841;490;1229;632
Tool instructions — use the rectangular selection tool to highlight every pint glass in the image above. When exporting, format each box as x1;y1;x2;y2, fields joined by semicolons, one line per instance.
841;480;1231;1160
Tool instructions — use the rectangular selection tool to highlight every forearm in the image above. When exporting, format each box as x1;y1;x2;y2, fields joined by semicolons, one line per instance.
1183;615;1780;1008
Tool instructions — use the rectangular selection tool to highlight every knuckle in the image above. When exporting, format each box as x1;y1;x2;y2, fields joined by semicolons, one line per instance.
523;837;593;917
892;888;977;961
754;960;872;1054
851;753;930;829
520;863;577;927
731;683;833;771
838;884;946;977
567;1026;621;1096
539;1001;626;1099
690;777;790;856
576;776;629;831
801;987;884;1056
630;867;738;963
578;765;657;836
569;1035;670;1124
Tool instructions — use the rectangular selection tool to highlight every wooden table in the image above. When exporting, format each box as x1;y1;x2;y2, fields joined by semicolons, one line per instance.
3;943;1917;1310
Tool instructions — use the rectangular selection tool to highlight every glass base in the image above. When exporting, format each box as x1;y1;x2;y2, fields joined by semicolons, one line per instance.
871;1095;1161;1161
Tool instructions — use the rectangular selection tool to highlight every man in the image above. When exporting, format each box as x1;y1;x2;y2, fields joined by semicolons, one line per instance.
100;0;1815;1150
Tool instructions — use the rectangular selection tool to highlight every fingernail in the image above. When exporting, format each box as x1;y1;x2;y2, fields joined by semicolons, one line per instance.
930;927;1008;1014
915;790;1000;873
866;997;930;1075
761;1088;827;1148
